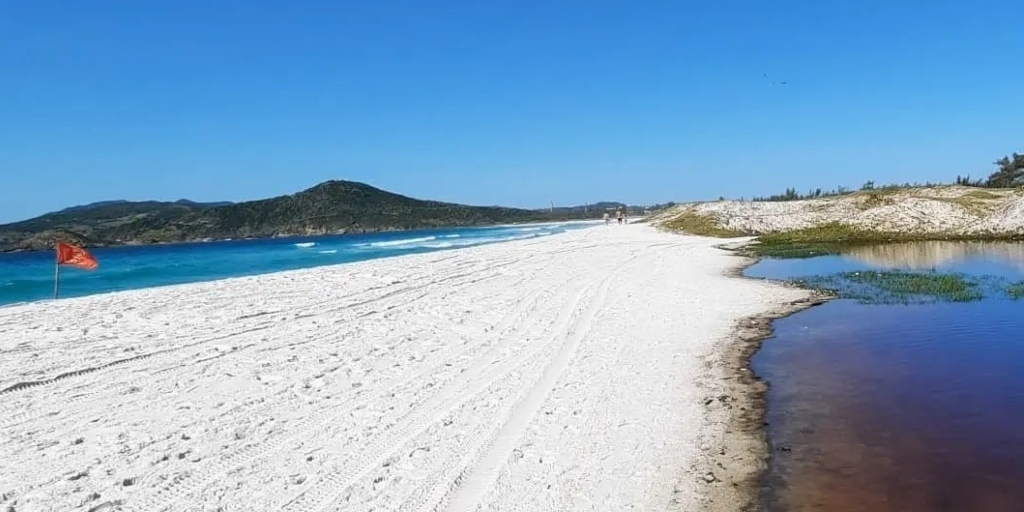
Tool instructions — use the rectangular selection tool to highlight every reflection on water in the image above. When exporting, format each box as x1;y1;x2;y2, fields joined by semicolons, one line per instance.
845;240;1024;271
750;241;1024;512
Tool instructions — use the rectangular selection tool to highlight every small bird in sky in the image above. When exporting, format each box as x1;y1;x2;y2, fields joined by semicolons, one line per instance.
763;72;788;86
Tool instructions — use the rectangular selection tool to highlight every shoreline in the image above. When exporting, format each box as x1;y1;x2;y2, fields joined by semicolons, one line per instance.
693;244;830;512
0;219;604;254
0;222;597;308
1;226;807;511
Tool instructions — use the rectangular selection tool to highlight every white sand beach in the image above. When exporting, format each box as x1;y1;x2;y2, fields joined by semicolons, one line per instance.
0;225;805;512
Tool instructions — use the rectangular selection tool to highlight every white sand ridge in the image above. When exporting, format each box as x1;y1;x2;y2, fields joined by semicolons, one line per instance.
653;185;1024;236
0;225;803;511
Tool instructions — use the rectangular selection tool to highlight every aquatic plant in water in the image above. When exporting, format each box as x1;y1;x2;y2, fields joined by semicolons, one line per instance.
1008;280;1024;300
796;270;986;304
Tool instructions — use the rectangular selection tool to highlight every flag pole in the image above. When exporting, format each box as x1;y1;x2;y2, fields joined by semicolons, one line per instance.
53;246;61;300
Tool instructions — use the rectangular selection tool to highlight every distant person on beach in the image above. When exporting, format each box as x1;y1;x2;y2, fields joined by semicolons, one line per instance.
603;212;610;225
616;211;623;224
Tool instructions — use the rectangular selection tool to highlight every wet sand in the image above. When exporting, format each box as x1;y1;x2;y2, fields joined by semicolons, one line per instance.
694;253;825;512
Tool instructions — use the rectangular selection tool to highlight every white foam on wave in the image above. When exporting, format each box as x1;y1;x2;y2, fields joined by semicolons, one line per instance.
359;236;437;248
318;250;338;254
420;233;545;250
350;224;570;252
294;242;317;248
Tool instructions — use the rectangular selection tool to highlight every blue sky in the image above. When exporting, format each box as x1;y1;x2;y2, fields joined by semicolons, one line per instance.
2;0;1022;223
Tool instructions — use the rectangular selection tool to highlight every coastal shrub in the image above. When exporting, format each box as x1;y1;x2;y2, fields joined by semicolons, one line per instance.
751;150;1024;203
986;153;1024;188
753;182;942;201
860;191;896;210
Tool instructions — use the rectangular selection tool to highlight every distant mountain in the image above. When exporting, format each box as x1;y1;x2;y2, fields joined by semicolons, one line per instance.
0;181;566;252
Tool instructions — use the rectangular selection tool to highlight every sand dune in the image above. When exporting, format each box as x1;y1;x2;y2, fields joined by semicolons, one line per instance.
654;186;1024;236
0;225;803;511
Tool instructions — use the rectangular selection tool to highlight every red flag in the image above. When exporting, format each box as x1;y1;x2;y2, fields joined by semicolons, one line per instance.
56;242;99;271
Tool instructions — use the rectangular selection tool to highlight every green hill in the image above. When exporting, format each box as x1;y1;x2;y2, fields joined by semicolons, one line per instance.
0;180;560;252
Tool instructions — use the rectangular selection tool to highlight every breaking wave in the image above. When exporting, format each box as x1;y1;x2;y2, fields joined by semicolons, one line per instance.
359;236;438;248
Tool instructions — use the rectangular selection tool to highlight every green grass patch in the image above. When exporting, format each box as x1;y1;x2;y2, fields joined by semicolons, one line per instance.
963;189;1005;200
742;242;850;259
745;223;914;258
756;222;914;245
662;211;747;238
932;196;997;216
796;270;985;304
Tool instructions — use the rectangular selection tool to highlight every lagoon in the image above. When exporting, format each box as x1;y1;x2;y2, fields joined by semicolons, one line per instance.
748;241;1024;512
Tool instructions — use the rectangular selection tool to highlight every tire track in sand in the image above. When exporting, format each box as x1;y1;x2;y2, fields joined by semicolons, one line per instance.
402;243;659;512
435;249;636;512
273;276;595;512
124;267;584;512
383;240;679;512
0;255;540;430
0;238;565;399
0;255;504;401
296;240;673;512
0;257;551;506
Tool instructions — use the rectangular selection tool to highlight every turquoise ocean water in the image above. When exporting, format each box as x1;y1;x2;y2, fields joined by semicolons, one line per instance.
0;222;593;307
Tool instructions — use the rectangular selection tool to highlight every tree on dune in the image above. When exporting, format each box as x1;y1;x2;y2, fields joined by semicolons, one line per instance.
986;153;1024;188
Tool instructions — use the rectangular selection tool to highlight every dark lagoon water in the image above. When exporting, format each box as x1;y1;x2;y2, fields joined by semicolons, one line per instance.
746;241;1024;512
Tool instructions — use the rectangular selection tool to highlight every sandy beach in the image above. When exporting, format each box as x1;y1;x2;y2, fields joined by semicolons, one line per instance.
0;224;807;512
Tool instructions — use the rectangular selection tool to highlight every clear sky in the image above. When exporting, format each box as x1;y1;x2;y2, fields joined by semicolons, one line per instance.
2;0;1022;223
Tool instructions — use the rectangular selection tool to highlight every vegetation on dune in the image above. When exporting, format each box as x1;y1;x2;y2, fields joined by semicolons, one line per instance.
750;180;944;202
749;223;939;258
661;150;1024;255
984;153;1024;188
665;214;1024;259
661;212;746;238
750;152;1024;203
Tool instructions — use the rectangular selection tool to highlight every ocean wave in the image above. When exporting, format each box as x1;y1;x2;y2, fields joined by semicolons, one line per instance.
442;234;461;239
418;233;544;249
360;236;437;248
318;249;338;254
294;242;317;248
